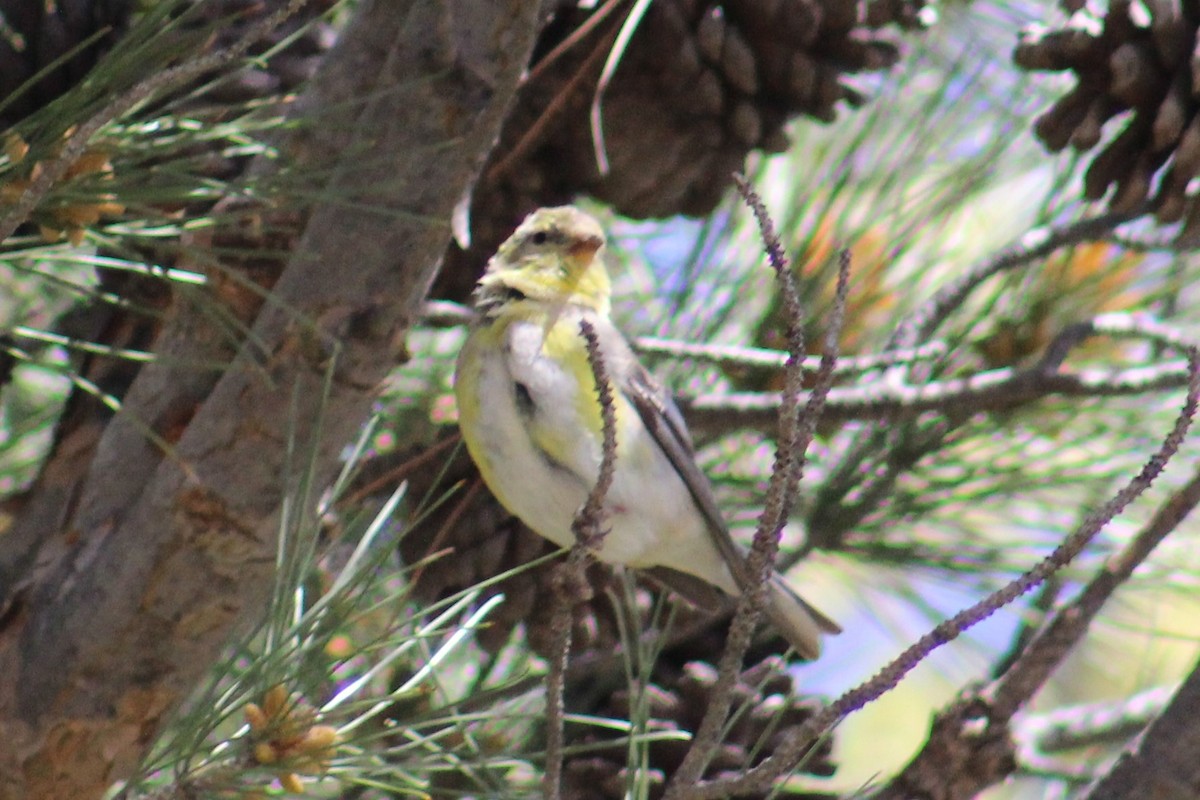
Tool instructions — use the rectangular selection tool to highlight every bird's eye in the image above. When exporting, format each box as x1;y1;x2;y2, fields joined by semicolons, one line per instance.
530;231;549;245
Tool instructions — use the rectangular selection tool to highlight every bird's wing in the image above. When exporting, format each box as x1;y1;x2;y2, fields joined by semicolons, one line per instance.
642;566;729;611
622;358;842;636
598;322;757;592
594;316;841;645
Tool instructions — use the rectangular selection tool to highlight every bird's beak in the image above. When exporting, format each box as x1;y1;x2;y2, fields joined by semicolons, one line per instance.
567;234;604;270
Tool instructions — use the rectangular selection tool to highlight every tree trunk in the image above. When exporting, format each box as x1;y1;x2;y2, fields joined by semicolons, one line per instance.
0;2;543;797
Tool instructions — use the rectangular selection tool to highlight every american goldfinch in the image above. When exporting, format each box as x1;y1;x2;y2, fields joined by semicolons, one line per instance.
454;206;839;659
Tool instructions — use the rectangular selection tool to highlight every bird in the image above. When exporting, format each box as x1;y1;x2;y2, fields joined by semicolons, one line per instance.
454;206;839;659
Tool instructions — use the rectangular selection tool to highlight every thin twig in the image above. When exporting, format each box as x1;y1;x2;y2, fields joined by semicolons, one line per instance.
542;562;577;800
634;336;945;375
876;427;1200;800
988;409;1200;722
487;15;622;185
686;356;1194;432
341;434;461;506
0;0;310;245
526;0;626;85
571;320;618;550
418;301;947;373
687;347;1200;799
406;477;481;590
543;318;618;800
890;206;1146;349
590;0;651;175
685;311;1199;436
665;180;846;798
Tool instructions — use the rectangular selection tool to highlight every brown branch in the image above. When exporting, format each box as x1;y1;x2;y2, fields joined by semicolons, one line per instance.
1081;655;1200;800
890;206;1147;350
685;347;1200;799
665;178;807;793
543;318;618;800
525;0;626;86
874;354;1200;800
0;3;544;798
341;434;461;507
542;558;580;800
632;336;946;375
684;326;1195;440
665;180;846;798
486;5;624;186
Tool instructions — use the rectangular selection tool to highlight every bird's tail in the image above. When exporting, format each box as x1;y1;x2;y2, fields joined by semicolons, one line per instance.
766;574;842;660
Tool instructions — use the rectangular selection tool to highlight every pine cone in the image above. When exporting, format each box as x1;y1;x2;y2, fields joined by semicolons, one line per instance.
562;654;837;799
374;438;627;656
529;0;928;216
1015;0;1200;239
0;0;132;127
435;0;931;303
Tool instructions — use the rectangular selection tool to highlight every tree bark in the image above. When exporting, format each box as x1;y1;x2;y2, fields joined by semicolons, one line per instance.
0;2;543;797
1083;655;1200;800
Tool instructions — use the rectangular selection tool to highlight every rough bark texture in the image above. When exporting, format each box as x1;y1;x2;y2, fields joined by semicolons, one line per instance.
1083;656;1200;800
871;697;1017;800
0;1;543;798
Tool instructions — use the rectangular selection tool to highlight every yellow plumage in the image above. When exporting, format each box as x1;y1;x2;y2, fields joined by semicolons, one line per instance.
454;206;839;659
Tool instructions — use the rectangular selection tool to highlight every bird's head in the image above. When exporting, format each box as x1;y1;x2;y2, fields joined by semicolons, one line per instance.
475;206;611;315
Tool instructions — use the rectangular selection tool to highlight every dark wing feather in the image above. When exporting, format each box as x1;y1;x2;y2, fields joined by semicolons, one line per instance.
594;316;841;647
643;566;729;611
619;357;758;593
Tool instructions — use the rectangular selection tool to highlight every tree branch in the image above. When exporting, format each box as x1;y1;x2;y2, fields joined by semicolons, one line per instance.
875;379;1200;800
543;318;619;800
666;179;846;798
684;312;1195;439
1082;655;1200;800
0;3;544;798
685;346;1200;799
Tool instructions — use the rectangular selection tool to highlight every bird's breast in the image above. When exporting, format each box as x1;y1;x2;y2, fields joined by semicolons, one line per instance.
457;317;715;570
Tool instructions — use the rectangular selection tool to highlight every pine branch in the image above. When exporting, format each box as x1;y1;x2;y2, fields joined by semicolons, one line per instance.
543;318;619;800
684;346;1200;799
666;178;846;798
0;3;545;797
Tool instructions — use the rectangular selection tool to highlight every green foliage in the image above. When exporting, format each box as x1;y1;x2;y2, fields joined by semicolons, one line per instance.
4;1;1199;799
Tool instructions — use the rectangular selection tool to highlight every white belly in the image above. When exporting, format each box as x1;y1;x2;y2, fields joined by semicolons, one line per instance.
458;317;734;590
